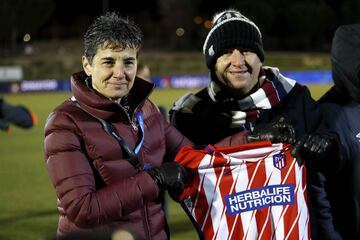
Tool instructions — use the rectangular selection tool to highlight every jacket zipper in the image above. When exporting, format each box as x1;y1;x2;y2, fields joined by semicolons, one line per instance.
119;83;154;132
130;84;154;131
135;83;154;239
143;204;151;239
130;121;138;131
117;104;138;132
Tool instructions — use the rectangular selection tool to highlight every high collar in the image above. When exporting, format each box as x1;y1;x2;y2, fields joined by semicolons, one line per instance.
71;71;155;121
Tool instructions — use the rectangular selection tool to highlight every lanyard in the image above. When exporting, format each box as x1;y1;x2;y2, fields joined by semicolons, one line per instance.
134;111;144;155
71;96;145;169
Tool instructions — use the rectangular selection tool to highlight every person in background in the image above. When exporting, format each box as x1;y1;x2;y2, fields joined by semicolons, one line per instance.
293;24;360;239
136;63;151;82
44;12;190;239
0;97;38;134
137;63;169;119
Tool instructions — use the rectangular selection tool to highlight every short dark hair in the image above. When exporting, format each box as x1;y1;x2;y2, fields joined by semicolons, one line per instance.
84;12;143;64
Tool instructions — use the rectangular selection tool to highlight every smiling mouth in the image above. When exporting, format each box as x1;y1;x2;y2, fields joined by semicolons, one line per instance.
229;70;249;75
229;67;248;73
109;82;127;86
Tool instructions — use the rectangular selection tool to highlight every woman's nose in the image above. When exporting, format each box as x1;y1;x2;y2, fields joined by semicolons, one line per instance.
113;64;125;78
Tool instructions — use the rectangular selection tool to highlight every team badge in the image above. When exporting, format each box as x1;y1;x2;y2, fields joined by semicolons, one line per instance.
273;153;286;170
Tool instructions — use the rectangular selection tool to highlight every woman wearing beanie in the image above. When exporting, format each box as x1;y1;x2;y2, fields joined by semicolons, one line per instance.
170;8;329;239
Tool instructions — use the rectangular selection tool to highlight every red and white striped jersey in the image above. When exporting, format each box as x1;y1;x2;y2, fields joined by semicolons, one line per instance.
175;141;310;240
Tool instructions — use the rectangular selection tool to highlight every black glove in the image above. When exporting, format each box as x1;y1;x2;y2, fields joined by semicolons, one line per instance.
248;121;296;144
291;133;339;167
146;162;188;200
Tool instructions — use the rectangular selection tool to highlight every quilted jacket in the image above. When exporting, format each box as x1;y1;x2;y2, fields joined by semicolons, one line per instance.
44;71;191;239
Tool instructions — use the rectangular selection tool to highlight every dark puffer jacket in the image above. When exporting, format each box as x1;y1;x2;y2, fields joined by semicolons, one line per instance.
44;71;191;239
170;70;321;146
311;24;360;240
170;68;324;239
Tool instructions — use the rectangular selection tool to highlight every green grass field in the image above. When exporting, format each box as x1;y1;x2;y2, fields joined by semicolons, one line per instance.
0;85;331;240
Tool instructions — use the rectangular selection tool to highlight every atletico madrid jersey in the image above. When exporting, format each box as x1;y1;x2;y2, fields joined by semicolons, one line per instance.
175;141;310;240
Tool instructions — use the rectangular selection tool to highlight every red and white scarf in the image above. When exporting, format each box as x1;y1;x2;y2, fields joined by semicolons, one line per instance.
208;67;296;130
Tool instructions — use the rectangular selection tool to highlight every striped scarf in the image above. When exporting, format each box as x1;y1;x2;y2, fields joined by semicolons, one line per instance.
208;67;296;131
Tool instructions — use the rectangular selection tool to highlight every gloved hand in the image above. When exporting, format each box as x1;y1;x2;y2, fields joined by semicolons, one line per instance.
146;162;188;200
291;133;339;166
247;121;296;144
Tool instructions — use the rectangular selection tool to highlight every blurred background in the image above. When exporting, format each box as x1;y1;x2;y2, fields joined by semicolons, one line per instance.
0;0;359;239
1;0;359;79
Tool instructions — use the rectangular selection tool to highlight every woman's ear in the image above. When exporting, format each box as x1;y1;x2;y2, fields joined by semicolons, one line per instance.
82;56;92;76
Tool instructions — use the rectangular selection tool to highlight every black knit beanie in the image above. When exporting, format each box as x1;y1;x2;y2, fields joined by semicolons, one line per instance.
203;9;265;70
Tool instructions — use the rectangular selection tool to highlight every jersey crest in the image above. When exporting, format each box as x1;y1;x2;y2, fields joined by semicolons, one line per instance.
273;153;287;170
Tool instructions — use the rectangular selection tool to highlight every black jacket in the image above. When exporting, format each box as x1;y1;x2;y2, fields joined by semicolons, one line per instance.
170;68;327;239
310;24;360;240
312;102;360;240
170;83;320;146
